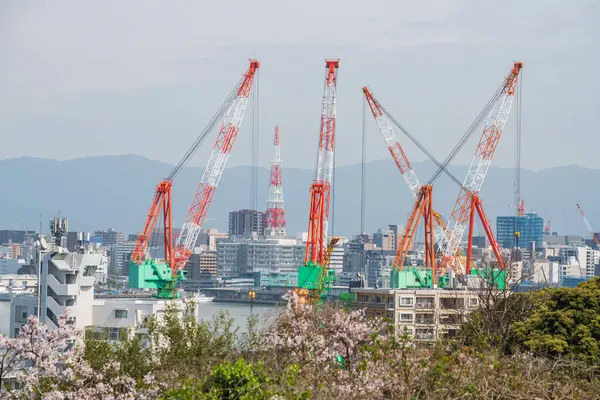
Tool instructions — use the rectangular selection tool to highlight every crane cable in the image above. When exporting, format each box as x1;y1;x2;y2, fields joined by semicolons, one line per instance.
168;76;244;181
427;79;506;186
378;103;464;189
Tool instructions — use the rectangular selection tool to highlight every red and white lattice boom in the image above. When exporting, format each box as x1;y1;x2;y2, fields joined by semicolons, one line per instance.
265;126;286;236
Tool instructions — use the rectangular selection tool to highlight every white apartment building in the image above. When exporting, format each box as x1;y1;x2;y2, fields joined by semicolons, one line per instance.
39;250;103;329
530;260;560;285
352;288;481;340
91;296;197;341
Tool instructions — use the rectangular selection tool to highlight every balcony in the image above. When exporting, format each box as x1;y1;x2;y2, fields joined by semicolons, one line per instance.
415;302;435;310
47;274;78;296
414;317;435;325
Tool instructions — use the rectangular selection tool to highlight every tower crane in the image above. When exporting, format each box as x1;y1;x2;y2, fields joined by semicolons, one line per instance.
297;59;340;305
439;62;523;274
129;60;260;299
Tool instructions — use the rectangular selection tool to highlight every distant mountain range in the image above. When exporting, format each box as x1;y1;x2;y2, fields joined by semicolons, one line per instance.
0;155;595;239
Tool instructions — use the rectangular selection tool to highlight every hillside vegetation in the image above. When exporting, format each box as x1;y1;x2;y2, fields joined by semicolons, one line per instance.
2;279;600;399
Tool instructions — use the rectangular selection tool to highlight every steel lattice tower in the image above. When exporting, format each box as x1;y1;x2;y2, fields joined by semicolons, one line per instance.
265;126;286;236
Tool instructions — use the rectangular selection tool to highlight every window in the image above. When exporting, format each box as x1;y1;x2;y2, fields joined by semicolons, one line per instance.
400;297;413;306
400;313;413;322
84;265;97;276
14;328;20;337
109;327;120;341
115;309;128;319
469;297;479;307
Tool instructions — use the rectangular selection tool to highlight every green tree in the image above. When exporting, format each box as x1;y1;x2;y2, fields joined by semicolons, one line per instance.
512;277;600;362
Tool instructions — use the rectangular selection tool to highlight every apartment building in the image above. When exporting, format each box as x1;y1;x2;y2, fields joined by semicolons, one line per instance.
352;288;481;341
217;238;305;278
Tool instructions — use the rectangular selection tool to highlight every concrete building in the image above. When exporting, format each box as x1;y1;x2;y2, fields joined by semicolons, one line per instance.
184;251;218;280
93;228;125;247
373;229;395;252
529;260;560;285
39;249;105;330
329;240;346;275
254;271;298;288
497;213;543;249
194;229;229;252
366;250;395;288
352;288;481;340
90;296;197;342
543;234;585;247
228;210;265;237
387;225;402;251
216;238;305;278
0;230;36;246
109;240;135;276
0;244;15;259
0;274;37;294
0;259;27;275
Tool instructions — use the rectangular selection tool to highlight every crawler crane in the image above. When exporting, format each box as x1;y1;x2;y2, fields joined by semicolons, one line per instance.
129;60;260;299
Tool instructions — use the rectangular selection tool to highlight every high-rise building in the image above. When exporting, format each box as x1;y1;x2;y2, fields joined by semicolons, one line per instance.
228;210;265;237
496;213;544;249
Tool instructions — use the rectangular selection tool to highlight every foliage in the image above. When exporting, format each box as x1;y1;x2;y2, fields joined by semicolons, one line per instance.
2;287;600;399
512;277;600;362
0;314;162;399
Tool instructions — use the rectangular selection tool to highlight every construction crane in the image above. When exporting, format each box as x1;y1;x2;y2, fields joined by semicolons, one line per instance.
544;220;551;234
298;59;340;305
362;87;449;246
305;237;340;304
129;60;260;299
577;203;599;248
439;62;523;274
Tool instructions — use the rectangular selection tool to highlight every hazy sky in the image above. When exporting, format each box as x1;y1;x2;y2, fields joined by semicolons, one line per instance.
0;1;597;171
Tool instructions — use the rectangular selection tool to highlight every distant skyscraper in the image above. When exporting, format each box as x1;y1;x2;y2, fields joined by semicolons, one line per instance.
228;210;265;237
497;213;544;249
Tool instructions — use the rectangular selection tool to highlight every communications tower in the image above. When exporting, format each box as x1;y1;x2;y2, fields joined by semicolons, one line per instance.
265;126;286;236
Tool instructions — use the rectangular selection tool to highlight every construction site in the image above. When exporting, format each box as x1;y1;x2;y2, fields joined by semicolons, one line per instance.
119;58;536;339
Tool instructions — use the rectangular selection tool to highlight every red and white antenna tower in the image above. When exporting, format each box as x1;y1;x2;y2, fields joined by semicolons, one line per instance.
305;59;339;263
265;126;286;236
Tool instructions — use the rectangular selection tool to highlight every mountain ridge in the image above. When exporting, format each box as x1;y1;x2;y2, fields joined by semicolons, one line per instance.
0;155;595;238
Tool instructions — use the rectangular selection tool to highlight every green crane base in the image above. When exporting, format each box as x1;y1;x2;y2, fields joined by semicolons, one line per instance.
298;262;336;302
128;259;187;299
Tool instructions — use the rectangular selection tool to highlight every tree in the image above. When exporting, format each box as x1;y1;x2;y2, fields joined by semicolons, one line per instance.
512;277;600;362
